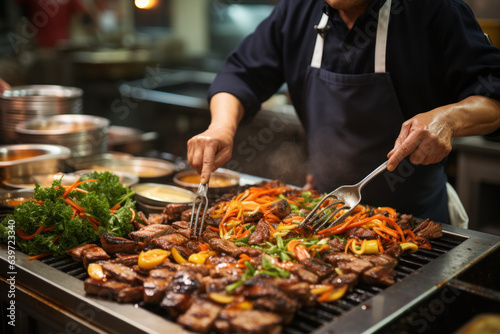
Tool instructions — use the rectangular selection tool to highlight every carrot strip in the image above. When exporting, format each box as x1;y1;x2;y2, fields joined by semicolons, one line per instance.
199;242;210;251
207;226;219;232
87;216;102;226
17;225;44;240
28;253;51;261
129;208;136;223
64;198;85;213
52;235;60;243
110;203;121;211
43;226;55;232
62;179;97;198
286;239;304;253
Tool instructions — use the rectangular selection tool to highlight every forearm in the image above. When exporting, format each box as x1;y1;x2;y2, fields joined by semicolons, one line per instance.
448;95;500;137
209;92;245;136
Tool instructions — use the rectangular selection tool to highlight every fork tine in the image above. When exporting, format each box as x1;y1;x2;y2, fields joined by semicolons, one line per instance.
311;204;350;231
190;183;209;236
297;196;338;229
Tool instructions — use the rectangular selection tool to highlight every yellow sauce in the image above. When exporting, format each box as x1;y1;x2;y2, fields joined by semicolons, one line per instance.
178;174;237;187
135;184;194;203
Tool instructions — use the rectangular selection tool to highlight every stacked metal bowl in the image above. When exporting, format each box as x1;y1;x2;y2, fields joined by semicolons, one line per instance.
15;114;110;161
0;85;83;144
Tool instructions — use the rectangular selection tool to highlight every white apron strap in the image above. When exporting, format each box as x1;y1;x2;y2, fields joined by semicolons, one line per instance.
311;13;329;69
375;0;392;73
311;0;392;72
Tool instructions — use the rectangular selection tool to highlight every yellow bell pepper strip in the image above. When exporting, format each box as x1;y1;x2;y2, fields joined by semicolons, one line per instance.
171;247;188;263
188;251;217;264
209;292;236;304
138;249;171;270
400;242;419;254
87;263;106;280
318;285;348;303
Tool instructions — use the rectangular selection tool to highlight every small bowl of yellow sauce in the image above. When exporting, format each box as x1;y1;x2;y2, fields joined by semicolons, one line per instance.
132;183;196;207
173;169;240;199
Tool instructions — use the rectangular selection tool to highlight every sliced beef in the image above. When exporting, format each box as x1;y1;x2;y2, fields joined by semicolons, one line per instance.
323;252;359;266
214;310;282;334
101;262;145;286
82;246;110;268
148;233;187;249
328;238;346;252
178;263;211;276
299;258;335;279
337;258;374;275
100;232;145;254
362;266;396;286
266;199;291;219
160;269;202;317
181;208;204;223
137;211;149;224
287;263;319;284
66;244;98;262
209;264;245;282
171;220;193;238
84;278;129;300
143;277;172;305
183;238;202;253
242;276;281;299
128;224;173;243
177;298;222;333
346;226;378;239
243;211;264;223
206;256;237;266
111;254;140;267
360;253;398;269
161;291;194;317
322;273;359;290
202;228;220;243
278;281;312;305
385;243;403;259
248;219;270;245
413;218;443;239
115;286;144;303
209;238;262;258
149;267;177;279
397;214;415;230
202;276;231;293
163;203;189;215
147;213;169;225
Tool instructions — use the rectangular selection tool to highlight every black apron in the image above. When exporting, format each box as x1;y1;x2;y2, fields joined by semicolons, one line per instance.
300;0;449;223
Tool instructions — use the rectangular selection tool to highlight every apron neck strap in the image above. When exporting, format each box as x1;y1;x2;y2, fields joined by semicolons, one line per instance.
311;0;393;73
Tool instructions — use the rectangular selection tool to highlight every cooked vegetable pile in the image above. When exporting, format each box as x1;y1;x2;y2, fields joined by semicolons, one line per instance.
0;171;137;258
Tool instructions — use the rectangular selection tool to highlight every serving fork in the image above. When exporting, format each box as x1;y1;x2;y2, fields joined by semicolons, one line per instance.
297;160;388;233
190;182;209;236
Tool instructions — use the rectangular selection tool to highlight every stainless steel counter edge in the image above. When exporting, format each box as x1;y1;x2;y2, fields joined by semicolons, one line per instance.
0;246;191;334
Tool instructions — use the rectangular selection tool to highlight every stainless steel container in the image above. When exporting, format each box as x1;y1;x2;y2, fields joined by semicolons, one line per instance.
15;114;109;160
0;85;83;144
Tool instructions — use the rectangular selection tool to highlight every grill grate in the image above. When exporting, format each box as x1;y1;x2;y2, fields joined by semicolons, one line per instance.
38;232;466;334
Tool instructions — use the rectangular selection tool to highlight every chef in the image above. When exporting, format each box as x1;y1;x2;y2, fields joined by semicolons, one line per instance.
187;0;500;225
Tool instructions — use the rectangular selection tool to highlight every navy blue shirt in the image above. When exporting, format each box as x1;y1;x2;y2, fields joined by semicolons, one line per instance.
209;0;500;130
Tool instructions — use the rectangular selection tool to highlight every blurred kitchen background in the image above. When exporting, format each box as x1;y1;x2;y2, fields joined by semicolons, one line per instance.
0;0;499;235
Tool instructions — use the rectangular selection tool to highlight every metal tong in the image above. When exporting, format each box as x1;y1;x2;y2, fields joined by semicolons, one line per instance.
190;181;209;236
297;160;388;233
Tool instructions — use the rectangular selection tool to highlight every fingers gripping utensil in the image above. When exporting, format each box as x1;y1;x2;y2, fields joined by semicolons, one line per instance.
297;160;388;233
190;181;209;237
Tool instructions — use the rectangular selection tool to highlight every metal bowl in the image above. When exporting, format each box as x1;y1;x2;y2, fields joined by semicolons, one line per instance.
15;114;109;160
74;156;176;183
132;183;195;207
73;169;139;188
0;144;71;183
173;168;240;198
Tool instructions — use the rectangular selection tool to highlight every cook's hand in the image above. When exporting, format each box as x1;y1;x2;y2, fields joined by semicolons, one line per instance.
0;78;11;93
187;126;235;184
387;108;453;172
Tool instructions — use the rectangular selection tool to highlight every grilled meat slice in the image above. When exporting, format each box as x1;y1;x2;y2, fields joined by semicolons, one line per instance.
147;213;169;225
161;291;194;317
397;214;415;230
171;220;193;238
322;273;359;290
161;269;202;316
243;211;263;223
116;286;144;303
137;211;149;224
360;254;398;269
148;233;187;250
278;281;312;305
101;262;145;286
253;296;298;322
287;263;319;284
100;232;145;254
299;258;335;279
66;244;98;262
177;298;223;333
163;203;189;215
181;208;204;222
328;238;346;252
143;277;172;304
202;228;220;243
84;278;129;300
210;264;245;281
266;199;291;219
323;252;359;266
149;267;177;279
248;219;270;245
413;218;443;239
362;266;396;286
111;254;140;267
209;238;262;258
337;258;374;275
242;276;280;299
202;276;232;293
82;246;110;268
385;243;403;259
214;310;282;334
346;227;378;239
128;224;173;243
183;238;202;253
206;256;237;266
